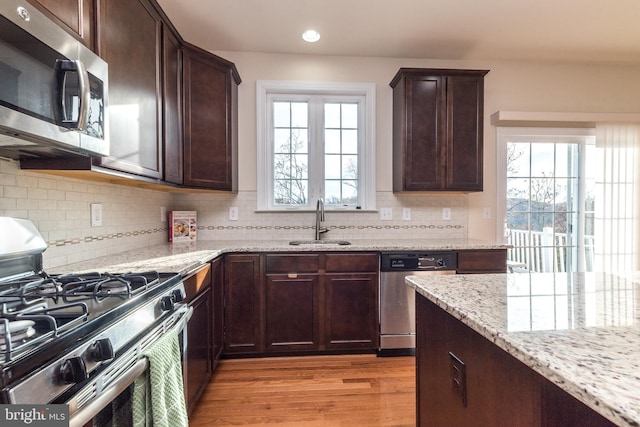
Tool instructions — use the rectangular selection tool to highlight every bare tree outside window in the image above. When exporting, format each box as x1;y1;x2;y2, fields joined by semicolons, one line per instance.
267;94;366;209
506;142;585;272
274;129;308;205
273;101;309;206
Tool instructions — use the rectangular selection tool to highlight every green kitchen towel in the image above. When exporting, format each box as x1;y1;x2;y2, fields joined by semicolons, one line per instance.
133;329;188;427
133;367;150;427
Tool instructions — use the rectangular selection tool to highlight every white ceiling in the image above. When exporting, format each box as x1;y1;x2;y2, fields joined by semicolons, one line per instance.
156;0;640;64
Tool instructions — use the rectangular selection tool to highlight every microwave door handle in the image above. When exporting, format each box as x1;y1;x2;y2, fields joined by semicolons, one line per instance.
54;59;90;131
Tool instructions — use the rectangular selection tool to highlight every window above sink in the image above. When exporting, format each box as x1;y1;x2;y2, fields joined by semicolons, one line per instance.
256;80;376;212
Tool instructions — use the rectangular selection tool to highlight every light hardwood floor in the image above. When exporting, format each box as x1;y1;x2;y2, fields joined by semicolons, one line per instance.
189;354;416;426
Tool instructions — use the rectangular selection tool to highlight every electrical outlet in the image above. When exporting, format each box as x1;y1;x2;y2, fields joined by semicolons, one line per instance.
402;208;411;221
90;203;102;227
160;206;166;221
449;352;467;407
380;208;392;221
442;208;451;221
229;206;239;221
483;207;491;220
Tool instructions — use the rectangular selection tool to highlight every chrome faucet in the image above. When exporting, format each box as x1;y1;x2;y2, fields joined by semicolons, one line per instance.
315;199;329;240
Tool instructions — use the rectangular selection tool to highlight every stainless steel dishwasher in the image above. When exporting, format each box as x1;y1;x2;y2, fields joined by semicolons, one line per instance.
378;251;457;356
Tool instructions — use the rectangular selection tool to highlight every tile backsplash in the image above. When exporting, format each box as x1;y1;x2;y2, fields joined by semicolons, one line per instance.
173;191;468;242
0;157;468;269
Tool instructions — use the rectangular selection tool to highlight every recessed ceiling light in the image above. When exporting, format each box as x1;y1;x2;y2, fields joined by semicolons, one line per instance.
302;30;320;43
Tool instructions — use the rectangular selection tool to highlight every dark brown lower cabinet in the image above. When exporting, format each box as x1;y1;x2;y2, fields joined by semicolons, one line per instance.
456;249;507;273
223;252;379;357
416;294;616;427
223;254;263;355
211;257;224;368
324;272;378;351
183;264;212;415
265;274;320;352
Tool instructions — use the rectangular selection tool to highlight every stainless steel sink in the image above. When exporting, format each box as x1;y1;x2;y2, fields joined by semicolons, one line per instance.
289;240;351;246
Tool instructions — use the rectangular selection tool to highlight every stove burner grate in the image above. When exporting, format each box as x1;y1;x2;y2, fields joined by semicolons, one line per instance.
0;302;89;362
55;271;159;301
0;319;36;351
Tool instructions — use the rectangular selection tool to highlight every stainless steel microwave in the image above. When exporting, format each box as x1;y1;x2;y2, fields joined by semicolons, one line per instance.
0;0;108;159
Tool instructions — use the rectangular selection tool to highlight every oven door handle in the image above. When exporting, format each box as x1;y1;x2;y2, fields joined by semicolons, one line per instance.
69;305;192;427
170;304;193;334
68;358;148;427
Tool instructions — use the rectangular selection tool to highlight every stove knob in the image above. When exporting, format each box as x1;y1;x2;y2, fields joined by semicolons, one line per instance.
160;295;175;311
58;357;88;384
87;338;114;362
171;289;185;303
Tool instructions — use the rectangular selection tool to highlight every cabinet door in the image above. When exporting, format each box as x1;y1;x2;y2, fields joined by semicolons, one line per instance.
162;26;183;185
446;75;485;191
97;0;162;178
211;258;224;365
182;44;240;190
324;272;378;350
391;68;488;192
186;286;212;415
393;74;446;191
224;254;263;354
265;274;320;352
27;0;94;48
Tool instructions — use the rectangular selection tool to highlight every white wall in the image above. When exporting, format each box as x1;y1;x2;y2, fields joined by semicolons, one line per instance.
212;51;640;241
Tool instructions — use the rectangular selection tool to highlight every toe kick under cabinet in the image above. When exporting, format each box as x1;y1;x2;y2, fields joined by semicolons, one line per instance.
224;252;379;357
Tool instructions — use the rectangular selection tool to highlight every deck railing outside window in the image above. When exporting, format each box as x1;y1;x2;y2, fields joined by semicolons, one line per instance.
506;228;595;273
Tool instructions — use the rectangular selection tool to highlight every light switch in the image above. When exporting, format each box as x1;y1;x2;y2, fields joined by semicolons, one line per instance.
91;203;103;227
442;208;451;221
229;206;239;221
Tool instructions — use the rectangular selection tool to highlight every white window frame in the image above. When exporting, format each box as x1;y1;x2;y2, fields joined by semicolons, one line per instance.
496;127;596;241
497;127;596;274
257;80;376;211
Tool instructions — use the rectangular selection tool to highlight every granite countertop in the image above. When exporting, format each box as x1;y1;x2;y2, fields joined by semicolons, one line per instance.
53;238;508;276
406;272;640;427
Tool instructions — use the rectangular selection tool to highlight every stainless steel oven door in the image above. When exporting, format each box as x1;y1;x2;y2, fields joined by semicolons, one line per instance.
68;304;192;427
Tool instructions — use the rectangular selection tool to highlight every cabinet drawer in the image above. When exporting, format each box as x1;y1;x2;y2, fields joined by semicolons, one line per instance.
325;253;379;273
266;254;320;274
456;250;507;273
183;264;212;302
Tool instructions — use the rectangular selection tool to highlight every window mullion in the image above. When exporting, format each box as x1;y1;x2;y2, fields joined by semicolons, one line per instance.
309;96;324;203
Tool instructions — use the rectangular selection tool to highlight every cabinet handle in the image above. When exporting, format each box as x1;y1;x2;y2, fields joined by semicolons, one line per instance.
287;273;298;279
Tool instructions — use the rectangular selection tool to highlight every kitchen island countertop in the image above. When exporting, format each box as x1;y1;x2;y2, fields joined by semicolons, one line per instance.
406;272;640;427
52;238;507;276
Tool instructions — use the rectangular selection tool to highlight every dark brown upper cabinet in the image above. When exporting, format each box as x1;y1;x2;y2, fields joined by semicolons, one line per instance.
182;43;241;191
390;68;489;192
96;0;163;179
162;26;183;185
27;0;95;49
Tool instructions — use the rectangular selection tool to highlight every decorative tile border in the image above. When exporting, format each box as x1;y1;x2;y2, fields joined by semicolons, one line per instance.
47;223;465;247
49;228;168;247
200;224;465;231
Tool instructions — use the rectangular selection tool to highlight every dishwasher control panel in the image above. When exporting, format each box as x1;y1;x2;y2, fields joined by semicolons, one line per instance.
380;252;457;271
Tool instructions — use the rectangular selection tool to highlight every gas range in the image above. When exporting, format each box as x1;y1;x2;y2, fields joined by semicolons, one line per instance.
0;217;189;424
